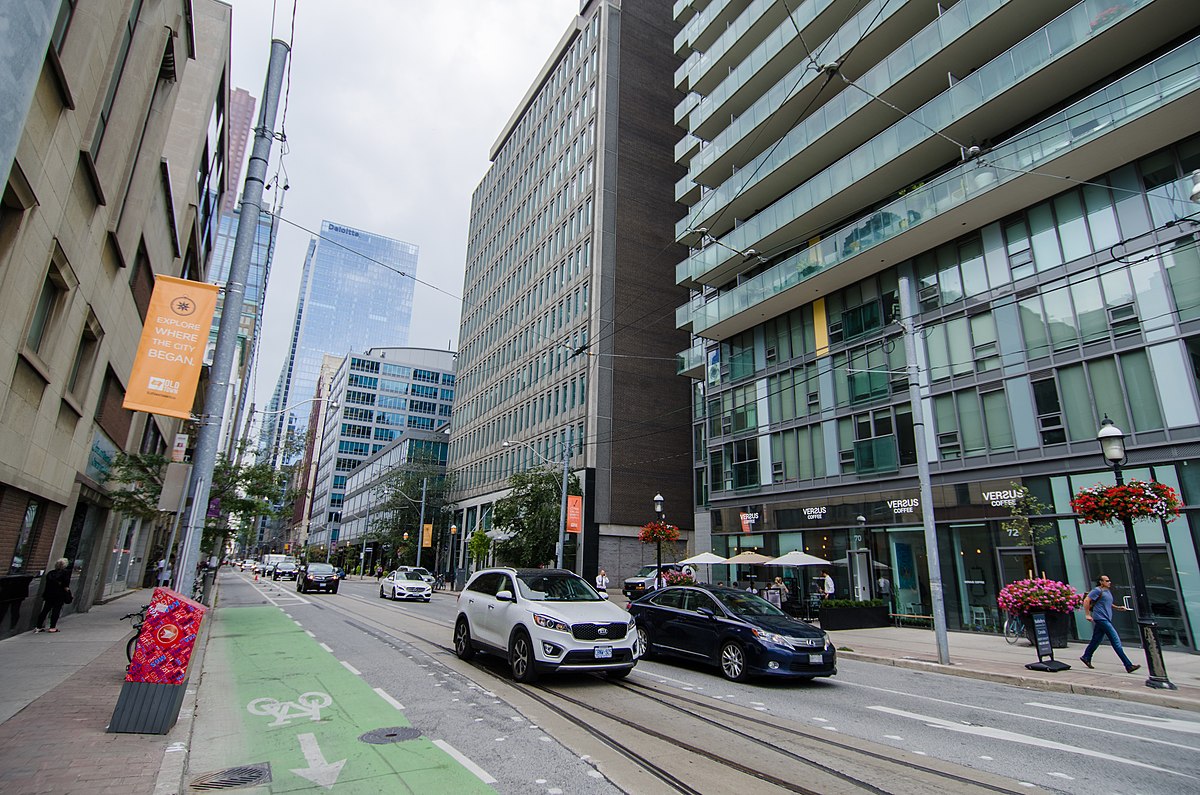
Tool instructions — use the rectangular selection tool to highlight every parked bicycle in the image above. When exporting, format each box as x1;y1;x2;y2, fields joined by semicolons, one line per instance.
433;573;446;591
1003;611;1027;645
122;604;150;666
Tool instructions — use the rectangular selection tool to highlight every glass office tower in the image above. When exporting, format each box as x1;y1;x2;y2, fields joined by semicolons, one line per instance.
267;221;418;464
672;0;1200;649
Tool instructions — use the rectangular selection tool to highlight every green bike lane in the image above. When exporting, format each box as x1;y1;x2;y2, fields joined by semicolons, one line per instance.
192;604;496;793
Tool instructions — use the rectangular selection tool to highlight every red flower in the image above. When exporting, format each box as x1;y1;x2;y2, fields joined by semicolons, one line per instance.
1071;480;1181;525
638;520;680;544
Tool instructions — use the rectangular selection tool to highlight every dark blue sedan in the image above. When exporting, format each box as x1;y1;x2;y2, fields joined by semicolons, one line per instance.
630;585;836;682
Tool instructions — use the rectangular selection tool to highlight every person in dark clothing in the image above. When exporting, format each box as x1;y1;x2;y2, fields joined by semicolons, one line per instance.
35;558;72;633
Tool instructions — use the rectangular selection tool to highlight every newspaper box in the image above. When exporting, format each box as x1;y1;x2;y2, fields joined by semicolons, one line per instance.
109;587;206;733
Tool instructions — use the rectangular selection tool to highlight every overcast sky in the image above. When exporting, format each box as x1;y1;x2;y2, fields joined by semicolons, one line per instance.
227;0;581;410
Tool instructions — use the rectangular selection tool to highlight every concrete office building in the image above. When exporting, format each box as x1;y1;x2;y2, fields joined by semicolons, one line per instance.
0;0;230;630
263;221;418;465
672;0;1200;648
307;347;455;552
448;0;693;581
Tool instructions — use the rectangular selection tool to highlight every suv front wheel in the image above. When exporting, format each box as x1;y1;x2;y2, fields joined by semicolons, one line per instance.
509;629;540;683
454;618;475;661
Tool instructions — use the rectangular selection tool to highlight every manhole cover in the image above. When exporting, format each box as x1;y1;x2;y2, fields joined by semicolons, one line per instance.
190;762;272;790
359;726;421;744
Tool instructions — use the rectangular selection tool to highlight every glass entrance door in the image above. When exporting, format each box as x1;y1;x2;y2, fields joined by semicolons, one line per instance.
998;548;1035;588
1082;547;1190;648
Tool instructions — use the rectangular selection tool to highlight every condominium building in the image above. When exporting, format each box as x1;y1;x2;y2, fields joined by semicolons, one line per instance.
673;0;1200;649
448;0;693;581
264;221;418;464
307;347;455;551
0;0;230;629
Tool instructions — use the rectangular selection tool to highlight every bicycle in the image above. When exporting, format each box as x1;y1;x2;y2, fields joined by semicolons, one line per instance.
122;604;150;666
1003;611;1027;645
433;573;446;591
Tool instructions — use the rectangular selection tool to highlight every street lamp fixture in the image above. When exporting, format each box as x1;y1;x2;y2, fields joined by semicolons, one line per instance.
1095;416;1176;690
653;493;665;590
504;436;572;569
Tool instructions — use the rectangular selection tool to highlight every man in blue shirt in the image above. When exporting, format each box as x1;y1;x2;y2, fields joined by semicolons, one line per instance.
1079;575;1140;673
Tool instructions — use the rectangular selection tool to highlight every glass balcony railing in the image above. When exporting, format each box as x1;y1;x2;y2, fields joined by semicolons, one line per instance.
682;34;1200;336
676;342;707;376
678;0;1149;281
685;0;1009;214
688;0;777;90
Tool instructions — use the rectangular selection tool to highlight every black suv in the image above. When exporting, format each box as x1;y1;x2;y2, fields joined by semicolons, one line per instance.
272;561;299;581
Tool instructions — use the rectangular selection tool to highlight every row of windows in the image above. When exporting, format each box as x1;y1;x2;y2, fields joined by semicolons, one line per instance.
455;374;589;467
455;422;587;492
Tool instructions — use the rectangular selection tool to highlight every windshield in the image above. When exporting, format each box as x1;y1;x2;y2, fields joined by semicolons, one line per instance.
412;568;430;577
278;562;296;570
635;566;658;577
402;572;426;581
307;564;334;574
714;589;786;617
516;572;603;601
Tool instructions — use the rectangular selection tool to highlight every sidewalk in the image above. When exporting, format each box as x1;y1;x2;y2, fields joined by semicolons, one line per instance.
0;591;1196;795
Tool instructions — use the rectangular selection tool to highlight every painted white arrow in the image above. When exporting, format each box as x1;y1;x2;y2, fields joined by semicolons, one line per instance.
290;733;346;789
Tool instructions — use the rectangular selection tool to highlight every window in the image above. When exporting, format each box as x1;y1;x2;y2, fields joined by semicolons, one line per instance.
1031;378;1065;445
382;363;411;378
26;265;69;357
347;374;378;389
67;310;103;402
410;399;437;415
129;245;154;320
51;0;77;53
411;384;438;398
350;357;380;373
8;499;44;575
95;367;132;445
91;0;145;159
413;368;440;384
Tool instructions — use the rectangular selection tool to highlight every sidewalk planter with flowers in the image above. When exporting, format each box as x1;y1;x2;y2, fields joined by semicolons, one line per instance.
818;599;889;630
1070;480;1182;525
662;569;695;587
997;579;1084;648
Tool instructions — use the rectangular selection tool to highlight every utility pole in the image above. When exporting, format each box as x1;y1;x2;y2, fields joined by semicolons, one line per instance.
898;271;950;665
175;40;290;597
415;477;428;570
556;429;571;569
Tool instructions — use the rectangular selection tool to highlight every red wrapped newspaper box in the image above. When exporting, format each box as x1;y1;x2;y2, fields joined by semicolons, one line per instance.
109;587;206;733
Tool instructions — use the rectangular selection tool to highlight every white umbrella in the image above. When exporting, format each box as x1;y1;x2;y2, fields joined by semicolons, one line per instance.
679;552;727;585
724;550;771;564
765;551;831;567
833;556;890;569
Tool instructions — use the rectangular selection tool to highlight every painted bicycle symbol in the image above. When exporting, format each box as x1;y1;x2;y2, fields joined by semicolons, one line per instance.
246;691;332;727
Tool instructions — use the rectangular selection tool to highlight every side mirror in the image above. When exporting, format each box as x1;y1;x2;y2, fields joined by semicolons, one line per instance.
697;607;716;620
496;590;514;602
598;591;610;599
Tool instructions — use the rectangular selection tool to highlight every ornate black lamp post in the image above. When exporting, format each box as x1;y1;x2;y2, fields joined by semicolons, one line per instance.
653;493;664;590
1096;417;1176;690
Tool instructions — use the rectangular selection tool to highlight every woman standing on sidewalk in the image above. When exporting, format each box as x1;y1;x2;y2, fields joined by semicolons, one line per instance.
35;559;72;633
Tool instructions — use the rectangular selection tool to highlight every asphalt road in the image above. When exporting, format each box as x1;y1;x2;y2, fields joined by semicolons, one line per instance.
237;572;1199;794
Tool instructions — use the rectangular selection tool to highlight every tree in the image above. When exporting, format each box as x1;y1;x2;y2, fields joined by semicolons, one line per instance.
104;452;170;521
1000;483;1059;578
205;454;289;558
467;528;491;568
491;467;581;568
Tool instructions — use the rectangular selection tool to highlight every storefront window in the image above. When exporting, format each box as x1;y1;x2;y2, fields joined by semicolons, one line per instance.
8;499;42;574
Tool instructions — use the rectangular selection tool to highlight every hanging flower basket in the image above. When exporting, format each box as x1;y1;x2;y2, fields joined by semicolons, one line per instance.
638;520;679;545
662;568;695;587
997;578;1084;615
1070;480;1181;525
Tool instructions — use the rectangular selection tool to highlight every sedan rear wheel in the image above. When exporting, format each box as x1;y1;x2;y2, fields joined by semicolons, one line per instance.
720;641;749;682
509;629;539;683
453;618;475;661
636;626;654;659
378;586;385;599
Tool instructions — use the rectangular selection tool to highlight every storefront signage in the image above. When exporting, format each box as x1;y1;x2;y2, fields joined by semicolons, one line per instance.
86;430;119;482
802;506;827;520
739;512;759;533
982;489;1021;507
888;498;919;514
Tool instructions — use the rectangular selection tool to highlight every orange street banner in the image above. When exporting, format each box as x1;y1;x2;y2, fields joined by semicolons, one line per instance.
422;523;433;548
566;495;582;533
124;275;218;419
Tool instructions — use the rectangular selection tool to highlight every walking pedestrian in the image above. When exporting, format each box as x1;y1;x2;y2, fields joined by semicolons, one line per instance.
1079;575;1140;673
822;571;835;599
35;559;72;633
773;576;790;602
595;569;610;591
374;565;383;581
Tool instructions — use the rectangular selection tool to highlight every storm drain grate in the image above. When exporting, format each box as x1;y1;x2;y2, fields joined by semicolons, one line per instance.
359;726;421;744
189;762;272;790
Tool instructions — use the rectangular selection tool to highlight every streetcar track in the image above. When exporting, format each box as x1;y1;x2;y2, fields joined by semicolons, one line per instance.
297;584;1036;794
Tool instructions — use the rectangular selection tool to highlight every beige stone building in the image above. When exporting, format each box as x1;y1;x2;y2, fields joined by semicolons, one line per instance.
0;0;232;634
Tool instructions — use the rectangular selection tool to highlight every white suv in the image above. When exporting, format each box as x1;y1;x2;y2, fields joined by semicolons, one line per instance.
454;567;638;682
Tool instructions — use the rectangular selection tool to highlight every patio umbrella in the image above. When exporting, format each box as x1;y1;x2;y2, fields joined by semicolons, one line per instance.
765;551;831;567
832;556;891;569
724;550;771;590
679;552;727;585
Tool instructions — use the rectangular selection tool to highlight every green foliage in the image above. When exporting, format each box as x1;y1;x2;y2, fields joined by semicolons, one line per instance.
821;599;885;609
367;453;456;566
467;528;491;567
1000;483;1057;547
103;452;169;521
492;467;580;568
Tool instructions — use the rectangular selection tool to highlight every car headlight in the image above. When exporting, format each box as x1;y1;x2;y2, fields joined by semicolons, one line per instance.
627;616;636;631
823;632;831;649
751;627;794;648
532;614;570;633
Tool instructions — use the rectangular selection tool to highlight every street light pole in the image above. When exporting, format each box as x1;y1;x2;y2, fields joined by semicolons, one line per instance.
1096;416;1176;690
415;477;428;570
653;493;664;590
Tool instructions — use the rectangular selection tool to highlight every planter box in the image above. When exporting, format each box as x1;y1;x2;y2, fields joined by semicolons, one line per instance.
818;605;890;630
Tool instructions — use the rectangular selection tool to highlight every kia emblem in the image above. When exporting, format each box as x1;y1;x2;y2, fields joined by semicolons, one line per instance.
598;627;608;636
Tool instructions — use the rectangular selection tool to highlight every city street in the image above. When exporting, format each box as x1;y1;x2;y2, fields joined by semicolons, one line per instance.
196;571;1200;794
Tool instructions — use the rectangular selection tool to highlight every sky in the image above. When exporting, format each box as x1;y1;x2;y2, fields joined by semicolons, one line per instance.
227;0;582;411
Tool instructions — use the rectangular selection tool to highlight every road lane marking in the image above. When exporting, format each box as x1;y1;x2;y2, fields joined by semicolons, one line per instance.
340;661;362;675
373;687;404;711
319;643;333;653
305;630;315;638
1047;772;1074;780
868;706;1194;777
838;680;1199;750
1025;702;1200;735
291;733;346;789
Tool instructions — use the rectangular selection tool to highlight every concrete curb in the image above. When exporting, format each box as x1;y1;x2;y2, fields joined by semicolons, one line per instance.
838;650;1200;712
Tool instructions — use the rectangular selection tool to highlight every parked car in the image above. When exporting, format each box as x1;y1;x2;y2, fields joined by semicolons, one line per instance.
454;567;637;683
622;563;694;599
397;565;435;585
380;570;432;602
271;560;299;581
629;584;836;682
297;563;339;594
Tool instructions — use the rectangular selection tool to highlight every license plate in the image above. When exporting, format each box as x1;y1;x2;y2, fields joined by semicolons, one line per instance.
594;645;613;659
809;653;824;664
